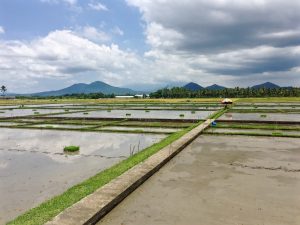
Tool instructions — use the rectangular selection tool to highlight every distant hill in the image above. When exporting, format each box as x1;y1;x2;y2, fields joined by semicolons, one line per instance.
31;81;137;96
183;82;227;91
206;84;227;90
183;82;204;91
251;82;280;89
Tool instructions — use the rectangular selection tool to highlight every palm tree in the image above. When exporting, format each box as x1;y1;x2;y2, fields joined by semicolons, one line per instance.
1;85;7;96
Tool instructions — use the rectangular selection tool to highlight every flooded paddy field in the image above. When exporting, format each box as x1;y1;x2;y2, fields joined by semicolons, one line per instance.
0;128;165;224
219;112;300;122
96;126;181;134
99;135;300;225
205;127;300;136
28;123;94;129
233;106;300;110
0;108;80;118
47;109;214;120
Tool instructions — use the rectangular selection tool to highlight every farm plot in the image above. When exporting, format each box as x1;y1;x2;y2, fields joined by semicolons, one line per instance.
219;112;300;122
0;128;165;224
46;109;215;120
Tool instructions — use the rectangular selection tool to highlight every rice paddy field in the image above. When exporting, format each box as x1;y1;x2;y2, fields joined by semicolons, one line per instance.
0;97;299;225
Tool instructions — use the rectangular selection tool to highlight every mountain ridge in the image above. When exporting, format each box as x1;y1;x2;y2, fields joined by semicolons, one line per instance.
31;81;138;97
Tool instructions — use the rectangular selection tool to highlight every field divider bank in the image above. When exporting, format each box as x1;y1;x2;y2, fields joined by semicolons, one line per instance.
45;118;214;225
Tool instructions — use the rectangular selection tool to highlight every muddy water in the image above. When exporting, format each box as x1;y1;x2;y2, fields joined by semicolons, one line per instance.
0;128;165;224
99;136;300;225
0;109;75;118
48;110;214;120
219;112;300;122
206;128;300;136
29;124;93;129
97;126;181;133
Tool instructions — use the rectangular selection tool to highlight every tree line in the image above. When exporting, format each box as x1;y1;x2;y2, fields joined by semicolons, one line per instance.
149;87;300;98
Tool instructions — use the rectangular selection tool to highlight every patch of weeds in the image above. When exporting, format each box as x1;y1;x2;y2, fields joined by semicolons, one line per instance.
64;109;69;112
260;114;267;118
63;146;80;152
145;110;150;112
179;114;185;117
272;132;283;136
45;125;54;129
191;111;195;114
83;112;89;115
34;112;40;115
126;113;131;116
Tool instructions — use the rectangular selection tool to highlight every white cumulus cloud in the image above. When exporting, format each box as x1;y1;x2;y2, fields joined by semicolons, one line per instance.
0;26;5;34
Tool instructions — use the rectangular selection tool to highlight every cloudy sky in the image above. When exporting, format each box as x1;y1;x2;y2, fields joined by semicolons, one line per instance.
0;0;300;93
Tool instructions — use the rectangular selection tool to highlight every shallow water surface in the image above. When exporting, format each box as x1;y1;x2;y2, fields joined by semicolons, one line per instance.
219;113;300;122
48;109;214;120
0;128;165;224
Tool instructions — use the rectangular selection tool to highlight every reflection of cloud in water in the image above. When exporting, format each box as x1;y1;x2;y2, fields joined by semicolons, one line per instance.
0;128;165;163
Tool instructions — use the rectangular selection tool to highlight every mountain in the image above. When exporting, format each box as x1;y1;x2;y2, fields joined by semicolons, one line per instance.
31;81;137;96
206;84;227;90
251;82;280;89
183;82;204;91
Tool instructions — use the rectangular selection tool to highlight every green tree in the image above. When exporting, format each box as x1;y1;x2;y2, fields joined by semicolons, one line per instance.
1;85;7;96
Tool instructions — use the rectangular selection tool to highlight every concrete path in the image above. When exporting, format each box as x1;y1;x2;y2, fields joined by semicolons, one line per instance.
46;120;213;225
98;135;300;225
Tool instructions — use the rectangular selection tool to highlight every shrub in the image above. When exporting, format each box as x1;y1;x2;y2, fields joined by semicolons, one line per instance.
64;146;80;152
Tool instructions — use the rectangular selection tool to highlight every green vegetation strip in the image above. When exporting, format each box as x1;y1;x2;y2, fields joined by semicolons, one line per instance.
7;121;201;225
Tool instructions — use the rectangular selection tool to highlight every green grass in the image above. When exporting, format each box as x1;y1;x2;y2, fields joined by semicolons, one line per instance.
272;132;284;136
260;114;267;118
179;114;184;117
63;146;80;152
7;121;202;225
236;97;300;103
